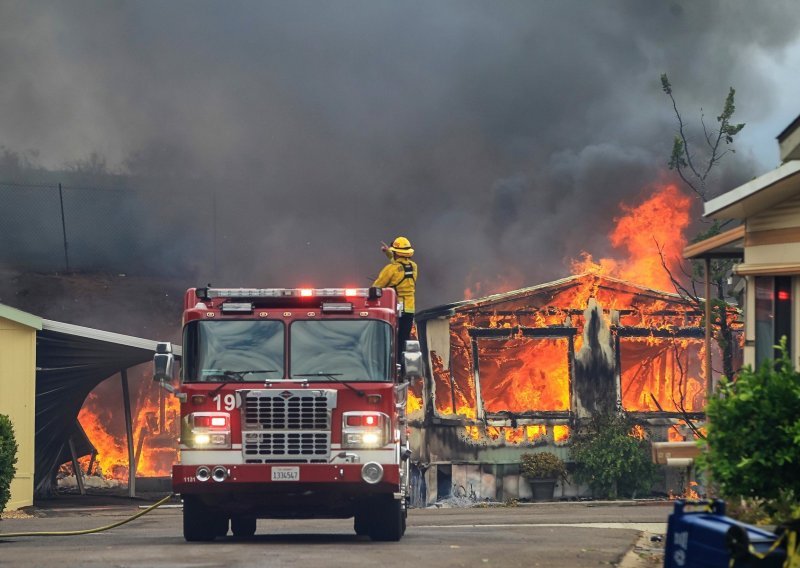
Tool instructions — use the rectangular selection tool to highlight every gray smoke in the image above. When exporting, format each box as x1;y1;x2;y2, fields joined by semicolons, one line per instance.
1;1;798;307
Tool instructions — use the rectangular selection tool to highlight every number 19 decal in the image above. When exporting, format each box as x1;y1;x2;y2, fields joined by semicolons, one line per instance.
213;394;236;411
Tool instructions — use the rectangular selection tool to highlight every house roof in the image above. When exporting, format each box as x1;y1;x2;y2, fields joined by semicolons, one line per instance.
415;273;691;322
777;113;800;142
0;303;43;330
704;160;800;219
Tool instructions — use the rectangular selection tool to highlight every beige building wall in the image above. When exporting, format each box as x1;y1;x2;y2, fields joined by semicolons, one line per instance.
738;195;800;369
0;311;40;511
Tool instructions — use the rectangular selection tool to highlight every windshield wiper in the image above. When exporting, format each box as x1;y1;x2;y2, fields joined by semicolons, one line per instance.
206;369;278;397
292;372;365;397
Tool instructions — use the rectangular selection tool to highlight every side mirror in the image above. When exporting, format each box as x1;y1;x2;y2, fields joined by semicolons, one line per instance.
402;340;423;380
153;342;175;382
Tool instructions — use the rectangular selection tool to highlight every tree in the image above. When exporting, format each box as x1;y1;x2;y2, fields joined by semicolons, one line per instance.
0;414;19;513
569;412;658;499
661;74;745;202
660;74;745;408
698;340;800;519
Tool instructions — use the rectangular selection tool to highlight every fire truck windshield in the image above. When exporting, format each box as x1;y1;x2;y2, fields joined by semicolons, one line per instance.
184;320;284;382
290;320;392;382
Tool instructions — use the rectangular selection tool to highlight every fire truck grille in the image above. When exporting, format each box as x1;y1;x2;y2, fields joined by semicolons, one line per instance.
240;389;336;462
243;389;336;430
243;432;330;463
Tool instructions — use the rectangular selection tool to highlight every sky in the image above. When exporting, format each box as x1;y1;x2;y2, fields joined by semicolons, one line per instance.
1;1;799;308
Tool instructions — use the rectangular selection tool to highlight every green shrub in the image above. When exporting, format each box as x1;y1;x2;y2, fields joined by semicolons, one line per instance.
699;340;800;520
520;452;567;480
569;412;658;499
0;414;19;513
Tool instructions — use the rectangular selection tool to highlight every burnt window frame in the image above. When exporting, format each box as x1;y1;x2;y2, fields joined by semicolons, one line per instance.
614;326;707;420
468;326;576;421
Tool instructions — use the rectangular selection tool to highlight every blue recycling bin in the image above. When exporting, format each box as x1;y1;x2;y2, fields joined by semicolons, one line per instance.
664;500;786;568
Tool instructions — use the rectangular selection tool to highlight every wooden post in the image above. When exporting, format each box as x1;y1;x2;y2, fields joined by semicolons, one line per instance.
68;436;85;495
121;369;136;498
704;257;713;397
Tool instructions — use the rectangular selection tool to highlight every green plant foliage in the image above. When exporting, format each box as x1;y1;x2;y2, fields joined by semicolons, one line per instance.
520;452;567;480
569;413;658;499
0;414;19;513
699;339;800;514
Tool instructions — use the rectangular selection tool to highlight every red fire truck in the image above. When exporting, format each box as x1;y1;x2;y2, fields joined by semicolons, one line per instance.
153;286;419;542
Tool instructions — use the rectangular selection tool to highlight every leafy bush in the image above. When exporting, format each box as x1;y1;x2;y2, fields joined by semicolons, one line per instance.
569;412;658;499
699;340;800;519
520;452;567;480
0;414;19;513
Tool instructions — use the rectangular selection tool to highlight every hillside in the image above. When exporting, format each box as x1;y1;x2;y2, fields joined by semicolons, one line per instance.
0;265;186;343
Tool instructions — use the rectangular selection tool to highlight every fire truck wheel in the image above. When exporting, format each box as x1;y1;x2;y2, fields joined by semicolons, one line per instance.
368;497;403;542
231;516;257;538
354;511;369;536
182;496;216;542
214;517;229;537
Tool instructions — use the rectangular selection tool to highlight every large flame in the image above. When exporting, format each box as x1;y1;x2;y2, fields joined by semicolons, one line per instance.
570;184;693;290
431;184;735;445
77;375;179;481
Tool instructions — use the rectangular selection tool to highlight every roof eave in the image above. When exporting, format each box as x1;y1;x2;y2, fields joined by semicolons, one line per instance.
0;303;43;330
682;225;745;260
704;161;800;219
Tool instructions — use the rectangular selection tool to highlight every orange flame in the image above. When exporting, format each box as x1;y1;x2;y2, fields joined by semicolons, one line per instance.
77;376;178;481
571;184;693;290
425;183;736;448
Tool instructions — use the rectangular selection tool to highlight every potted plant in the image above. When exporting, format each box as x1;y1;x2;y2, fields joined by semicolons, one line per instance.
520;451;567;502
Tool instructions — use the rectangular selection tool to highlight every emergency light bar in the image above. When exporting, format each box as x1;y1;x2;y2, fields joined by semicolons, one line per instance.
199;287;373;300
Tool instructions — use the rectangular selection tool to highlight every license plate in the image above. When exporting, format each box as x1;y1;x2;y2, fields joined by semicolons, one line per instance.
271;466;300;481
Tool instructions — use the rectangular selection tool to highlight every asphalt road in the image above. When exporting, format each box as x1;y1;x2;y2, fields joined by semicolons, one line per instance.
0;500;670;567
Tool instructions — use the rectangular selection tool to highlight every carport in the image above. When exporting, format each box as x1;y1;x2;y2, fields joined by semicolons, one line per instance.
35;319;181;498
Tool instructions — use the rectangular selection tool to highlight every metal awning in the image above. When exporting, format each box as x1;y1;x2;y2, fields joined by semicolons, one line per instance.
35;319;180;497
682;225;745;260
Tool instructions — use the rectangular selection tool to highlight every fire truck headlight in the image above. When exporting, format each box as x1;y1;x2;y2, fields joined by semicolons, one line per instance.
342;412;390;449
185;412;232;449
362;432;380;446
361;462;384;484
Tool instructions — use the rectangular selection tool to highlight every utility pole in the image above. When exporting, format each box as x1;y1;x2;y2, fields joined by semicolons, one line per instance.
58;183;70;272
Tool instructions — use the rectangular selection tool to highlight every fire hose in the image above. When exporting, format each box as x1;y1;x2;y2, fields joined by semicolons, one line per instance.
0;494;174;538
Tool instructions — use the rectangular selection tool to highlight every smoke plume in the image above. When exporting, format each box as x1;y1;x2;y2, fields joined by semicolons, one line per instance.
1;1;799;308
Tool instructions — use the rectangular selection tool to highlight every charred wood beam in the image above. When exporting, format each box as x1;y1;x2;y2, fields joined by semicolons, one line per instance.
626;411;705;420
470;337;484;420
468;327;517;338
595;284;695;305
520;326;578;337
485;411;572;421
614;326;704;338
470;308;704;317
468;326;578;338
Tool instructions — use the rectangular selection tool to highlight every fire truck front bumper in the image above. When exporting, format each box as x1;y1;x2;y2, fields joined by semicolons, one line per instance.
172;462;401;495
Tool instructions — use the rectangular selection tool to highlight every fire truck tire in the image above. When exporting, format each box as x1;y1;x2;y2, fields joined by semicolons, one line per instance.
182;496;216;542
231;516;257;538
214;517;229;537
368;497;403;542
354;511;369;536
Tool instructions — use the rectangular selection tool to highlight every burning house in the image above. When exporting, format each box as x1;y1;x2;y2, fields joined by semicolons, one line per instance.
407;273;742;504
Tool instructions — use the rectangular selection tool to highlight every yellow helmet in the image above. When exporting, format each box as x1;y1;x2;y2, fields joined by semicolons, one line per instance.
389;236;414;257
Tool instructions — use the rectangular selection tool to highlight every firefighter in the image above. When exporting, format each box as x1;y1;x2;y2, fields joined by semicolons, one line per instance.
373;236;418;362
